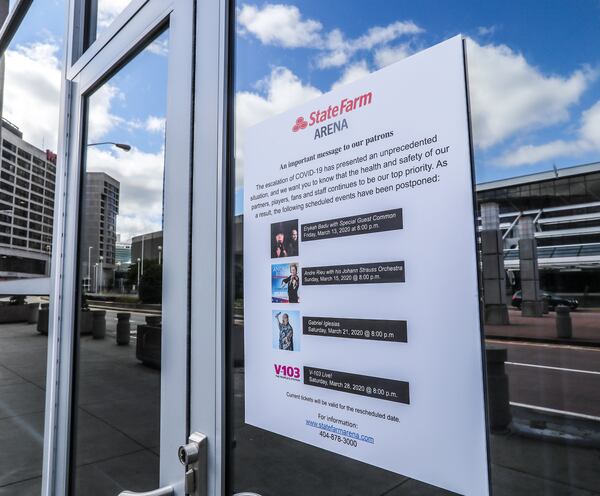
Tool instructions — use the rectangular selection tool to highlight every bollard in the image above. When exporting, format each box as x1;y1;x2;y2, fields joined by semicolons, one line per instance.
92;310;106;339
485;347;512;432
556;305;572;339
37;303;49;334
145;315;161;327
79;310;93;335
27;303;40;324
116;312;131;345
542;299;549;315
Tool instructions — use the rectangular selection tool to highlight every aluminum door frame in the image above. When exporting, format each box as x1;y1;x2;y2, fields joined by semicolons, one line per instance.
189;0;231;495
43;0;196;494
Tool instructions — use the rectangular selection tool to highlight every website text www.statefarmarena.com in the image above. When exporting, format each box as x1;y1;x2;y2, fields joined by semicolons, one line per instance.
306;419;375;444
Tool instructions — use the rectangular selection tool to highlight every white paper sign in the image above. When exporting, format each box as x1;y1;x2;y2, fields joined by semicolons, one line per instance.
243;35;490;495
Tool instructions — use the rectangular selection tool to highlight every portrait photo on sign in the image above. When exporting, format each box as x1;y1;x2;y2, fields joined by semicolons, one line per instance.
272;310;301;352
272;263;300;303
271;219;299;258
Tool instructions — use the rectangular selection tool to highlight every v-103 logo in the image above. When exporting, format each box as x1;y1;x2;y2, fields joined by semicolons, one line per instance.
291;91;373;133
274;364;301;381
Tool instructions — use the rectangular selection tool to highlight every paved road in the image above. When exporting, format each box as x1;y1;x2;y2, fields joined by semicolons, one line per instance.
487;339;600;419
86;306;600;421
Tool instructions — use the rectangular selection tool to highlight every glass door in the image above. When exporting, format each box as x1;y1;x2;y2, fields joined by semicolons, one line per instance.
47;0;195;494
222;2;600;496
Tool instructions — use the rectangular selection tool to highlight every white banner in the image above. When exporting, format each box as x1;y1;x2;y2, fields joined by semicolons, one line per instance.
243;35;489;495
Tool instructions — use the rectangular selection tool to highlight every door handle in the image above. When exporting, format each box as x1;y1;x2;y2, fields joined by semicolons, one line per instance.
178;432;208;496
118;431;207;496
119;488;174;496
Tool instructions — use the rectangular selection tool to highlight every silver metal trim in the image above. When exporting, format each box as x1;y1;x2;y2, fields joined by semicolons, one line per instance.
0;0;32;55
189;0;229;495
68;0;151;74
477;160;600;191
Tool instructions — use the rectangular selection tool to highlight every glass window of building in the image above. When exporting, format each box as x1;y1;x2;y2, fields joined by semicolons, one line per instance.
0;0;63;282
0;0;64;491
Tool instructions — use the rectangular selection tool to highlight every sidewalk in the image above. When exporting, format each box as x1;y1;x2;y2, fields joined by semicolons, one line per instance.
486;308;600;346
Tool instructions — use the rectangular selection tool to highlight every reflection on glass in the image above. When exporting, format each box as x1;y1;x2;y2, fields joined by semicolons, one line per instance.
88;0;133;46
71;30;168;494
0;0;62;282
0;295;49;494
230;1;600;495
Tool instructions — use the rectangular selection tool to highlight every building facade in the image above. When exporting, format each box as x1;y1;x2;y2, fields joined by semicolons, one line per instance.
80;172;120;290
0;119;56;279
477;161;600;299
131;230;163;264
115;240;132;266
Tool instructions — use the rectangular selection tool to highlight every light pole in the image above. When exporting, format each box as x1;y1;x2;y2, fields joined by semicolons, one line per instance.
115;262;121;293
158;245;162;265
94;263;98;293
141;235;145;276
87;141;132;151
87;246;93;291
137;257;141;292
45;245;51;276
99;255;103;293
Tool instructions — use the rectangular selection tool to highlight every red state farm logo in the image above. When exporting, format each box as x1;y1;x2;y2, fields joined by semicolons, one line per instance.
292;116;308;132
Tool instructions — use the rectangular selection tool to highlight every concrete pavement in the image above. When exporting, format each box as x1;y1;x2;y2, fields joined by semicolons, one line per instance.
1;319;600;495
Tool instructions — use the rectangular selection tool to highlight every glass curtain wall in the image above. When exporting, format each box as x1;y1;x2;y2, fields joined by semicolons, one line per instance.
227;1;600;495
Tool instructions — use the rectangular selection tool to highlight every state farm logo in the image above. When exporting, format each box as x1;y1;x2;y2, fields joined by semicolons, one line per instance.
290;91;373;138
274;364;301;381
292;116;308;132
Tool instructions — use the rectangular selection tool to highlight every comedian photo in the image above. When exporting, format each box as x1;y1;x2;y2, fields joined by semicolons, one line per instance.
270;219;299;258
271;263;300;303
272;310;301;352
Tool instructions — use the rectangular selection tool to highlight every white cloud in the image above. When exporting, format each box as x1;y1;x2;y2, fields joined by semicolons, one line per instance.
374;43;413;68
3;41;62;151
353;21;423;50
237;4;322;48
97;0;131;29
145;116;166;134
466;38;595;150
146;38;169;57
477;25;497;36
496;100;600;167
235;67;322;186
318;20;422;69
87;146;165;241
331;60;371;90
88;84;124;141
236;3;423;69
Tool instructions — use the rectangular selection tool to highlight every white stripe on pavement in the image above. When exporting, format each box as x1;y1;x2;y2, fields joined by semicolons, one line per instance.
486;339;600;352
506;361;600;375
510;402;600;422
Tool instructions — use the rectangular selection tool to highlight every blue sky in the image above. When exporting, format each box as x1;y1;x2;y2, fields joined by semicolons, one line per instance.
236;1;600;175
232;1;600;213
4;1;600;221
